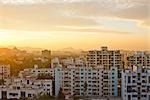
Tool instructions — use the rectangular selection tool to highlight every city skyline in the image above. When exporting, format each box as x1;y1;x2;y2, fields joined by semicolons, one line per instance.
0;0;149;50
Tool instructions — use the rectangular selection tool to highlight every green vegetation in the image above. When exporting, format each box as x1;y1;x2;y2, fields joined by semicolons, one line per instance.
57;88;65;100
37;94;55;100
0;48;51;76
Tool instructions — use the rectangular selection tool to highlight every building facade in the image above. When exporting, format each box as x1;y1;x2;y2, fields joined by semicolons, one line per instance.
0;65;10;79
87;46;123;96
0;77;53;99
122;66;150;100
87;46;123;70
54;65;119;98
127;51;150;68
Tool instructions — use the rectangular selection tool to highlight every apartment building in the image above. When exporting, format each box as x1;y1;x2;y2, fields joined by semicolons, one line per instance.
122;66;150;100
87;46;122;96
127;51;150;68
87;46;123;70
0;86;42;99
54;65;63;96
18;65;54;78
54;65;119;98
62;57;86;67
0;65;10;79
0;76;53;99
51;57;60;68
109;67;118;97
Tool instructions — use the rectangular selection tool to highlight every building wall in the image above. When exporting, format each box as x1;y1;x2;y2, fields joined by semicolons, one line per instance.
87;47;122;70
127;51;150;68
55;67;62;96
122;66;150;100
54;65;119;97
0;65;10;79
109;67;118;96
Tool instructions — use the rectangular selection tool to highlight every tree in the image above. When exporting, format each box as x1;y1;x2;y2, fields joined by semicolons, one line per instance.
57;87;65;100
37;94;55;100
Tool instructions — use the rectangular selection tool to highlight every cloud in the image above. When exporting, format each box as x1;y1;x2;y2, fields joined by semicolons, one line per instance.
57;26;132;34
0;4;99;31
116;4;150;28
0;0;149;32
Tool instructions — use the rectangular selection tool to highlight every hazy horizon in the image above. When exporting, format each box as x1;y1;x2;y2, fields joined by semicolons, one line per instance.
0;0;150;50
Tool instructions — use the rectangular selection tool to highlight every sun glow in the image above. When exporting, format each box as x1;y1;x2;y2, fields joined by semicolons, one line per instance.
0;30;11;46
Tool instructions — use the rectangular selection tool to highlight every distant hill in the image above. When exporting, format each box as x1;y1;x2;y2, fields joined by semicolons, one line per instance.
1;46;43;52
58;47;83;52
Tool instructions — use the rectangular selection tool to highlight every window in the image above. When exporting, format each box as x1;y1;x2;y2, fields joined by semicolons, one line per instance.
137;83;141;85
21;92;25;98
149;76;150;83
127;86;132;93
9;93;18;96
132;76;136;78
132;95;137;97
27;80;29;84
128;76;131;83
28;94;31;97
132;80;136;83
138;73;140;76
128;95;131;100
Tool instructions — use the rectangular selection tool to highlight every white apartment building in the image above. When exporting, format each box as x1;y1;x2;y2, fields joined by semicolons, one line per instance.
62;57;86;67
0;77;53;99
54;65;119;98
87;46;122;70
0;86;42;99
18;65;54;78
15;57;120;98
122;66;150;100
127;51;150;68
87;46;123;96
0;65;10;79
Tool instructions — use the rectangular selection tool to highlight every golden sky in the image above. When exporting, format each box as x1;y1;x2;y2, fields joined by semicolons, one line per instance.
0;0;149;50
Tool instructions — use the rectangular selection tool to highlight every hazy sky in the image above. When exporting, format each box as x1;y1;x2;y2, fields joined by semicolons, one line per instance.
0;0;149;50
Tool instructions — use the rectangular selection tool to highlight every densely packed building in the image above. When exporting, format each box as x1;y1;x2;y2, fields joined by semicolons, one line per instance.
0;47;150;100
10;58;120;98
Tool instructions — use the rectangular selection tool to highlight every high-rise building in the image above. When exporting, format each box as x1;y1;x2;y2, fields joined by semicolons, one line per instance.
109;67;118;97
87;46;123;96
122;66;150;100
127;51;150;68
87;46;123;70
